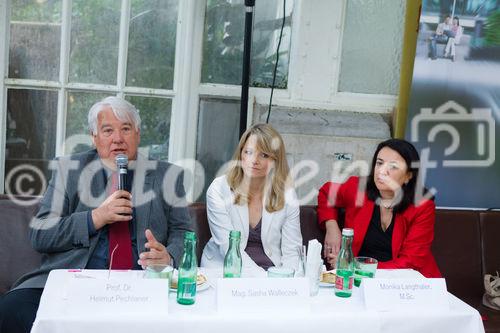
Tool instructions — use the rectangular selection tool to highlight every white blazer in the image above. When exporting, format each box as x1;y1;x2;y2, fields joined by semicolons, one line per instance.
201;175;302;273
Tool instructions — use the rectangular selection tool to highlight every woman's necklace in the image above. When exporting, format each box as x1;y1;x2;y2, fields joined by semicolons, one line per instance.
380;199;394;210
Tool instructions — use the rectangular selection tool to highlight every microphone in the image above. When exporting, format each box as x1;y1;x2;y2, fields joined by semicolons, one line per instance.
115;154;128;191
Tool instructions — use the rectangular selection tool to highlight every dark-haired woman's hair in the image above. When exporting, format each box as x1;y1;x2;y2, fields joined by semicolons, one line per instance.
366;139;431;213
453;16;460;26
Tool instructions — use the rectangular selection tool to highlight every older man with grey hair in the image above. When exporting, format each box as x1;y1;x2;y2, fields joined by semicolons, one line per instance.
0;96;193;333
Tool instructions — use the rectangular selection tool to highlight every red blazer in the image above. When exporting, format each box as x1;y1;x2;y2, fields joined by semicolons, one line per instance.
317;176;441;278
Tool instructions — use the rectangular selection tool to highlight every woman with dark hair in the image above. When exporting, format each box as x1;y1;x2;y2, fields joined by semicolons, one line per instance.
317;139;441;277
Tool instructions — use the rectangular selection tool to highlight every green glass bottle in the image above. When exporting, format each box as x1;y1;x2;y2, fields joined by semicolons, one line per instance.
223;230;242;278
334;228;354;298
176;231;198;305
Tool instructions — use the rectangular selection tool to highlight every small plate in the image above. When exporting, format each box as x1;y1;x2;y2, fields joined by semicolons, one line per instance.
319;269;336;287
170;273;210;292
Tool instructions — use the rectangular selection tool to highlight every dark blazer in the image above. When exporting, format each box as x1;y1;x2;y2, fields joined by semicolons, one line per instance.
13;149;193;289
317;176;441;278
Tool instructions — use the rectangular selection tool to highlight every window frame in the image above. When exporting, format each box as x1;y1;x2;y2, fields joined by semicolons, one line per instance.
0;0;183;193
0;0;399;196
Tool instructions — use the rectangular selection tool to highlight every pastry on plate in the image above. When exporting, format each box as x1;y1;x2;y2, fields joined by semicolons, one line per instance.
320;271;336;284
170;273;207;289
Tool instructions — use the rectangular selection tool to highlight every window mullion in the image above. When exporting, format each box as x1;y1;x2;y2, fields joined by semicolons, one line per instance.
0;0;10;193
332;0;347;97
65;82;119;93
285;0;302;102
169;0;204;164
5;78;61;89
122;86;174;97
4;80;177;98
166;0;204;202
116;0;131;98
55;0;72;157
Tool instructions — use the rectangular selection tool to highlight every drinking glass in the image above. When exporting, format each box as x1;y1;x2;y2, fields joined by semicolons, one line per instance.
295;245;306;277
145;264;174;281
353;257;378;287
267;266;295;278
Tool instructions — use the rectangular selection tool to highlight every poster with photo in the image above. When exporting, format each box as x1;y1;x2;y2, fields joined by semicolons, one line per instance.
405;0;500;208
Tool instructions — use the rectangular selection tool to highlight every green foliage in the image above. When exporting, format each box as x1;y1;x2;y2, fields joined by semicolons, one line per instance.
202;0;290;88
8;0;291;163
64;93;171;160
126;0;177;89
484;11;500;46
66;0;176;159
10;0;176;159
10;0;61;22
69;0;121;84
251;51;288;89
126;95;171;160
202;0;245;85
66;91;109;138
65;91;108;154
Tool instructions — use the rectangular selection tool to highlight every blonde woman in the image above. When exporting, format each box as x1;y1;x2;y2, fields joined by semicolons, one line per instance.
201;124;302;273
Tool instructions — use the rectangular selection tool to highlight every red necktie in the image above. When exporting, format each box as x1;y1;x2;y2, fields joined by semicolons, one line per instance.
108;172;133;269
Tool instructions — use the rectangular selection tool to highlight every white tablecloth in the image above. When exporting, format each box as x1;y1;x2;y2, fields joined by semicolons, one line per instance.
31;269;484;333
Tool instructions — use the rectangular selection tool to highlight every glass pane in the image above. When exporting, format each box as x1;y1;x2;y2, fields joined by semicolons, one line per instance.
64;91;110;155
126;0;178;89
202;0;292;88
422;0;499;17
5;89;58;196
10;0;61;22
195;98;240;201
125;95;171;161
251;0;292;88
9;0;61;80
69;0;120;84
339;0;406;95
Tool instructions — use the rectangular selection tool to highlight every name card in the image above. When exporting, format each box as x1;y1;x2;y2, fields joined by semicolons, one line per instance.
65;277;170;316
363;278;449;311
216;278;310;314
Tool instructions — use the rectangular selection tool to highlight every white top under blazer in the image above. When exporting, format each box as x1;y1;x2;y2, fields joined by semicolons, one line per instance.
201;175;302;272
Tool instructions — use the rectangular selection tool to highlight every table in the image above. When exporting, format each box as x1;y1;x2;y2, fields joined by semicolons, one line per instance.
31;269;485;333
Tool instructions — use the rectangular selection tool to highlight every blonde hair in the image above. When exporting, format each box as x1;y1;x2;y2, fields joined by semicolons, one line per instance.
227;123;290;212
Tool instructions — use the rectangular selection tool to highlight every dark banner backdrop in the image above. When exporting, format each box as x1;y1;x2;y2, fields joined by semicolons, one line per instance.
405;0;500;209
